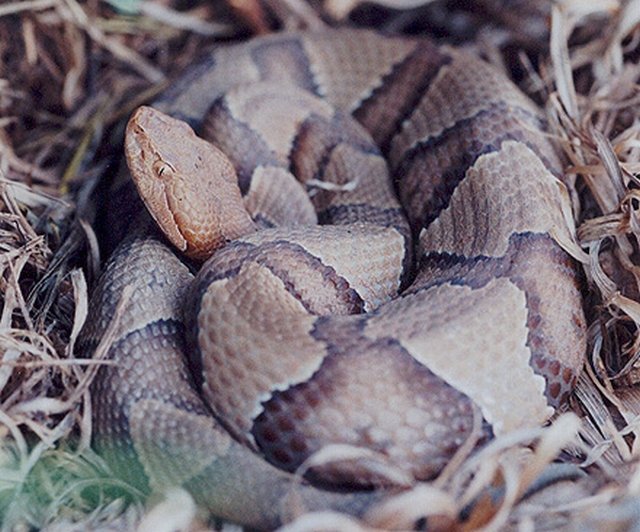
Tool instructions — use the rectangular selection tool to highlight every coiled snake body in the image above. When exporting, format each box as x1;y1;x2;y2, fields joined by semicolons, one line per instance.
81;29;586;528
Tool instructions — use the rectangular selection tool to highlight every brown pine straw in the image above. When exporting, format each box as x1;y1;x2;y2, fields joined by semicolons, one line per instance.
2;0;640;529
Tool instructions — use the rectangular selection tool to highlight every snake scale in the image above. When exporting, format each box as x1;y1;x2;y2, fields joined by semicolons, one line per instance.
80;29;586;529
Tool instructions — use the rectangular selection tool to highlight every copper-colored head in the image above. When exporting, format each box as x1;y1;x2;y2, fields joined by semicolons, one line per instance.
125;106;256;261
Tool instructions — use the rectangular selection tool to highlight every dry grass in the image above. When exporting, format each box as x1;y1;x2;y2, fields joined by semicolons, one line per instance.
1;0;640;530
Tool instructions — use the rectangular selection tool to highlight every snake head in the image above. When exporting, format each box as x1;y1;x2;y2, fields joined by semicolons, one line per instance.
125;106;256;261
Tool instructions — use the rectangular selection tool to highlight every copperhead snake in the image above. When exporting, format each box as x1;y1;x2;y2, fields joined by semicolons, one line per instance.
80;28;586;529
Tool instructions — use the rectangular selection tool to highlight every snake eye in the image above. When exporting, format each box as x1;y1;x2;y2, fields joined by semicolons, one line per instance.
153;160;175;179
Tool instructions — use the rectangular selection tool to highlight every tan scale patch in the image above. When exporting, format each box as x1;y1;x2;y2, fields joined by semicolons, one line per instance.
303;30;417;113
129;399;232;491
311;143;399;211
82;239;193;345
197;261;327;445
365;278;553;434
419;141;574;258
389;49;541;168
244;165;317;227
238;225;405;310
224;82;333;161
158;45;262;123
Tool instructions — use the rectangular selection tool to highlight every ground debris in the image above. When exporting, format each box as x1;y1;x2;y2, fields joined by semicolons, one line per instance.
2;0;640;530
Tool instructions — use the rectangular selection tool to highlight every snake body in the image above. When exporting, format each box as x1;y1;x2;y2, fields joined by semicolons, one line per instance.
82;29;586;528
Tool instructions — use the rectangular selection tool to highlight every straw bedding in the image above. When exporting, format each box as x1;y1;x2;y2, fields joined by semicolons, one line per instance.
1;0;640;529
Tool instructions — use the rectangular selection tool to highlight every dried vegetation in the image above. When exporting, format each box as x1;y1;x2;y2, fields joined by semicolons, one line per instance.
1;0;640;530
